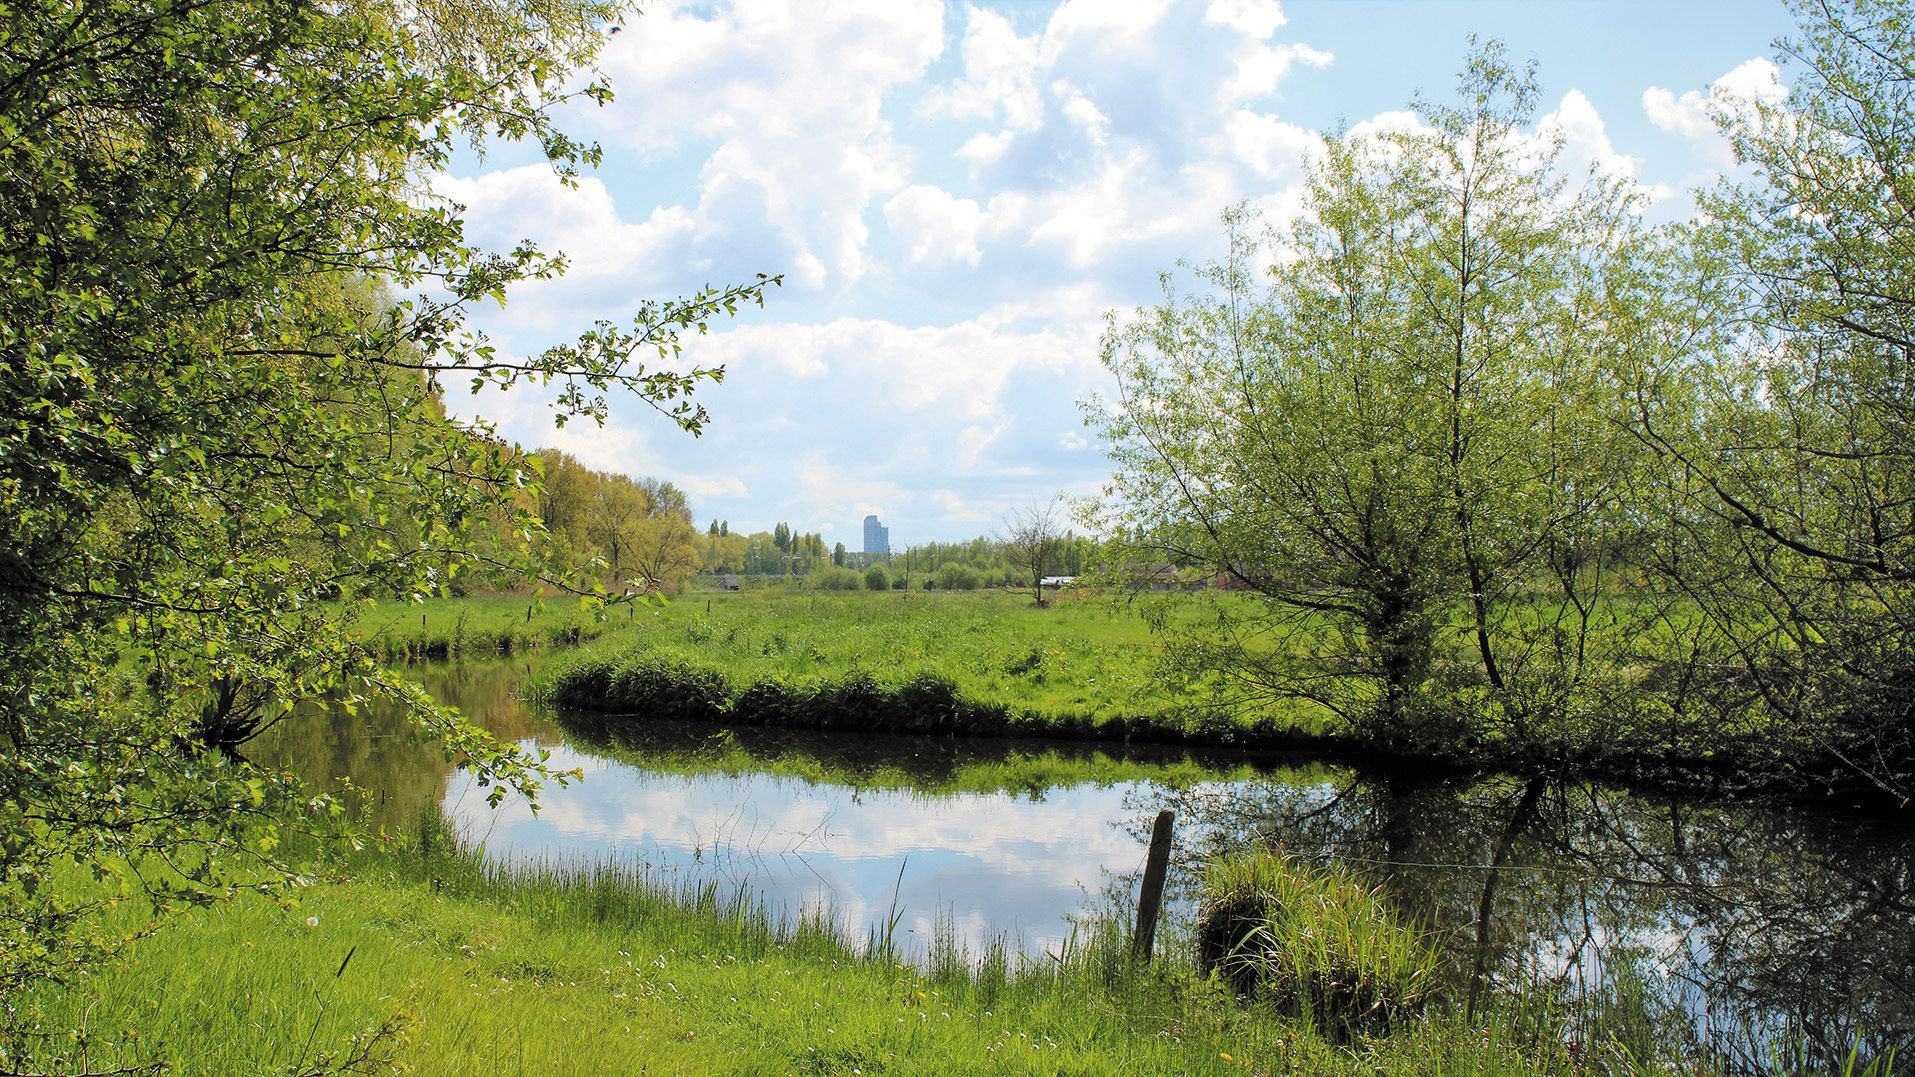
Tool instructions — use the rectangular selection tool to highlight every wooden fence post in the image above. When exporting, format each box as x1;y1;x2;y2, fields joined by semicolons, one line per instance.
1133;809;1175;960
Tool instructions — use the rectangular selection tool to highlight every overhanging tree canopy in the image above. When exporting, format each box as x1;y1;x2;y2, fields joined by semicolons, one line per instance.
0;0;774;1032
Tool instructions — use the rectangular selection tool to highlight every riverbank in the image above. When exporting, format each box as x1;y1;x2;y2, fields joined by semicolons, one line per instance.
527;589;1899;809
8;820;1658;1077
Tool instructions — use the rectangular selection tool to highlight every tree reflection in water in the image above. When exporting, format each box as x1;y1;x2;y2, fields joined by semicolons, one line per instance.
1134;774;1914;1075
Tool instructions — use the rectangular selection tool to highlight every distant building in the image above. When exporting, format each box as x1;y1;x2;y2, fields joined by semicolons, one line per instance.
862;514;891;561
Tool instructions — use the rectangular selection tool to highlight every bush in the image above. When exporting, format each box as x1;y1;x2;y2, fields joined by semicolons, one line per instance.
545;652;731;722
809;565;863;591
937;564;982;591
864;565;891;591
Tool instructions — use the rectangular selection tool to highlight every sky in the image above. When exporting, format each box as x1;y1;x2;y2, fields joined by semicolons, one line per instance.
435;0;1802;550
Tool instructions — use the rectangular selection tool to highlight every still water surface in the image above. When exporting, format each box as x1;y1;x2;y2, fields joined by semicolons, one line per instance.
260;658;1915;1073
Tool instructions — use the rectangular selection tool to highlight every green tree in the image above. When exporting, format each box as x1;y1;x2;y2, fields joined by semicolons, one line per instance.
1630;0;1915;798
1086;45;1674;746
0;0;774;1044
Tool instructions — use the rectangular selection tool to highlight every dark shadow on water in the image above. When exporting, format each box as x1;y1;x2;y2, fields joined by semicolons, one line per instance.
1142;773;1915;1076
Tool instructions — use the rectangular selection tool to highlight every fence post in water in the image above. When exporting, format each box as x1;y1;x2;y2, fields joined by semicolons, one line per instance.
1133;809;1175;960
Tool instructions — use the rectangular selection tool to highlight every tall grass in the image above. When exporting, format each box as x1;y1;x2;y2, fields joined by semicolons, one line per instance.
355;596;616;662
10;811;1700;1077
1194;851;1441;1040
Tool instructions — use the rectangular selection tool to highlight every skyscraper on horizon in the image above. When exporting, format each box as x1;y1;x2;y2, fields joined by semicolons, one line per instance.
862;514;890;558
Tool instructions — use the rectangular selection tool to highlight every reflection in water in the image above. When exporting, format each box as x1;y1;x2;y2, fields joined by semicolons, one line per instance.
250;660;558;833
440;745;1145;963
1148;776;1915;1075
266;659;1915;1075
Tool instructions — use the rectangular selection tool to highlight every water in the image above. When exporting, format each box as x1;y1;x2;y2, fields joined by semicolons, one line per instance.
442;745;1144;962
259;657;1915;1073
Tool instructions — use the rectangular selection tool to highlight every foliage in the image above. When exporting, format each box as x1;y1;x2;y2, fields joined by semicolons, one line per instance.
1626;0;1915;802
938;563;985;591
807;564;865;591
0;0;773;1051
525;448;701;595
865;564;894;591
1085;44;1683;750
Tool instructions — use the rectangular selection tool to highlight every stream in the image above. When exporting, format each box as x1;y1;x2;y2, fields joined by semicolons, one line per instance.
256;657;1915;1074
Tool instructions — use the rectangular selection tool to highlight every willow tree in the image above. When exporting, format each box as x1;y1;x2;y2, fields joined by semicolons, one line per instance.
0;0;772;1057
1630;0;1915;801
1086;46;1686;750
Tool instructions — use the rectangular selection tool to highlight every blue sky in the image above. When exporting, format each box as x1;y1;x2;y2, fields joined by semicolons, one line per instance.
436;0;1799;548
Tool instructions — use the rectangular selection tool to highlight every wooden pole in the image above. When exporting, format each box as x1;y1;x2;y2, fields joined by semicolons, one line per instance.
1133;809;1175;960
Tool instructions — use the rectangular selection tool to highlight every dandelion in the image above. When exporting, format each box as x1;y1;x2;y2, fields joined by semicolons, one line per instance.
305;916;320;928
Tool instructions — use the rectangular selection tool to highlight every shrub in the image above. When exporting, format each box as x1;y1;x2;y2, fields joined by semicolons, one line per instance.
937;564;982;591
545;652;731;722
864;565;891;591
809;565;863;591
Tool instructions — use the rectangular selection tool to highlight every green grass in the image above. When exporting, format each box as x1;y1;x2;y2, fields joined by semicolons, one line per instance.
528;589;1337;752
1194;851;1442;1039
9;817;1657;1077
353;595;622;662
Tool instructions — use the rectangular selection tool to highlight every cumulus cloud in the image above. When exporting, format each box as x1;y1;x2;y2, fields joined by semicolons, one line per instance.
1225;109;1318;181
1643;57;1787;169
1541;89;1673;205
590;0;946;294
680;474;751;499
884;185;987;265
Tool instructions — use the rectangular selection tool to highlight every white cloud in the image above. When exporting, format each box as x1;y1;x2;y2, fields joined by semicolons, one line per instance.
1542;89;1672;205
931;489;996;521
1059;86;1112;146
1047;0;1173;42
431;167;703;331
1225;109;1318;181
884;185;987;265
923;6;1045;129
1203;0;1285;39
790;455;907;532
680;474;751;499
592;0;946;294
1643;57;1787;169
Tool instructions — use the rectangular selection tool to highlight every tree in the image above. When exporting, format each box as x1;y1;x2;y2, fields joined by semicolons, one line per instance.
998;496;1069;607
1628;0;1915;800
586;472;653;584
833;541;847;567
1085;45;1675;745
0;0;775;1047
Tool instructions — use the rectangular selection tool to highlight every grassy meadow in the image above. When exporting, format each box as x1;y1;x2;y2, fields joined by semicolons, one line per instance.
13;591;1892;1074
530;586;1350;753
